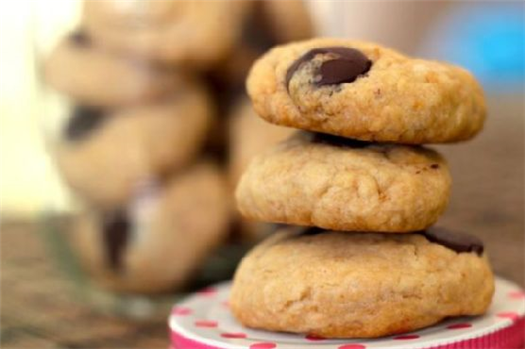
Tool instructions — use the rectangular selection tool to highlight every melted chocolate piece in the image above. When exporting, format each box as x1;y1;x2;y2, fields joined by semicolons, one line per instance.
102;211;130;271
298;131;370;149
69;30;91;47
286;47;372;89
64;106;107;141
421;227;484;256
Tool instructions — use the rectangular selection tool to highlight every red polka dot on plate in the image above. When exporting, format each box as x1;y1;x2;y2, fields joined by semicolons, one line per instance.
249;342;277;349
497;312;520;321
198;287;217;296
508;291;525;299
447;323;472;330
338;344;366;349
394;334;420;340
222;300;230;307
305;335;326;341
220;332;247;339
171;306;192;316
194;320;218;328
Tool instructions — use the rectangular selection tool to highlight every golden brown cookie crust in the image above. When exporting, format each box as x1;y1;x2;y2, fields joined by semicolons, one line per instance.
236;132;451;232
230;228;494;338
247;38;486;144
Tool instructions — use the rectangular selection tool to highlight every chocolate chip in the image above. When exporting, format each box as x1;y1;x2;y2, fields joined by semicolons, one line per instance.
286;47;372;90
64;106;107;141
430;164;440;169
421;227;484;256
297;131;370;149
102;211;130;271
69;30;91;47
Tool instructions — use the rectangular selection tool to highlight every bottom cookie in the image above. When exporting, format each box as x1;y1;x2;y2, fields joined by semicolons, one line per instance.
230;226;494;338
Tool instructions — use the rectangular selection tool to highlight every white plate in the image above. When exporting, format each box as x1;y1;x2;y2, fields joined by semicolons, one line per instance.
169;277;524;349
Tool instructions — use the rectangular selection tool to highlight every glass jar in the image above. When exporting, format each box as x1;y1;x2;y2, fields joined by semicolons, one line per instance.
31;0;317;318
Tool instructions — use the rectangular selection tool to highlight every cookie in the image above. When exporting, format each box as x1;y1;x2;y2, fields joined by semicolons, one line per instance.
230;226;494;338
247;38;486;144
236;132;451;232
71;162;230;294
55;83;213;209
44;31;177;107
82;0;248;67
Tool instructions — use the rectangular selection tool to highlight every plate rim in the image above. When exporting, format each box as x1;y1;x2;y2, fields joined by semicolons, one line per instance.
169;277;525;349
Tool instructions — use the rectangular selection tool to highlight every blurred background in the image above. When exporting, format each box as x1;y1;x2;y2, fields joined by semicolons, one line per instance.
1;1;523;348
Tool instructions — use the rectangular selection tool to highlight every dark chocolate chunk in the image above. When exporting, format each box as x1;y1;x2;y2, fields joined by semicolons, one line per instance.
297;131;370;149
286;47;372;89
102;211;130;271
64;106;107;141
430;164;440;169
421;227;484;256
69;30;91;47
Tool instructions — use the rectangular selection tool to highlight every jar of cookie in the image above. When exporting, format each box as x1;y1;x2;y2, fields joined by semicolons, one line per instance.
33;0;316;317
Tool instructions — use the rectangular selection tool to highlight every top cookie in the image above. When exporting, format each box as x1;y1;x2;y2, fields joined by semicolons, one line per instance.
247;38;486;144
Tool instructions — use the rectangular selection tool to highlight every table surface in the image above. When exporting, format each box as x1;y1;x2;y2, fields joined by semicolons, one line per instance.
1;95;523;349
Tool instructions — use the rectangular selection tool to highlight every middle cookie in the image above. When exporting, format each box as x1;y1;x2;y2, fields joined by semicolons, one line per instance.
236;132;451;233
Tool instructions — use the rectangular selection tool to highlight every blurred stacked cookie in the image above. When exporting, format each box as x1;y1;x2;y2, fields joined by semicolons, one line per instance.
231;39;495;337
43;1;314;294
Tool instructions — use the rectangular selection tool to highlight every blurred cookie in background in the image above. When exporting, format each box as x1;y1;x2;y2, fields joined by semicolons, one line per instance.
213;0;315;92
229;97;293;241
70;161;231;294
82;0;249;67
44;30;177;107
54;82;214;209
263;0;316;44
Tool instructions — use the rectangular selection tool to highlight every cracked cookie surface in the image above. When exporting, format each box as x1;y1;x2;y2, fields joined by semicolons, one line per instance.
235;132;451;232
247;38;486;144
230;227;494;338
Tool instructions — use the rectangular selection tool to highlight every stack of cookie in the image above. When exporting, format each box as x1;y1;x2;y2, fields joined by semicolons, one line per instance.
230;39;495;338
42;1;315;294
42;1;246;293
